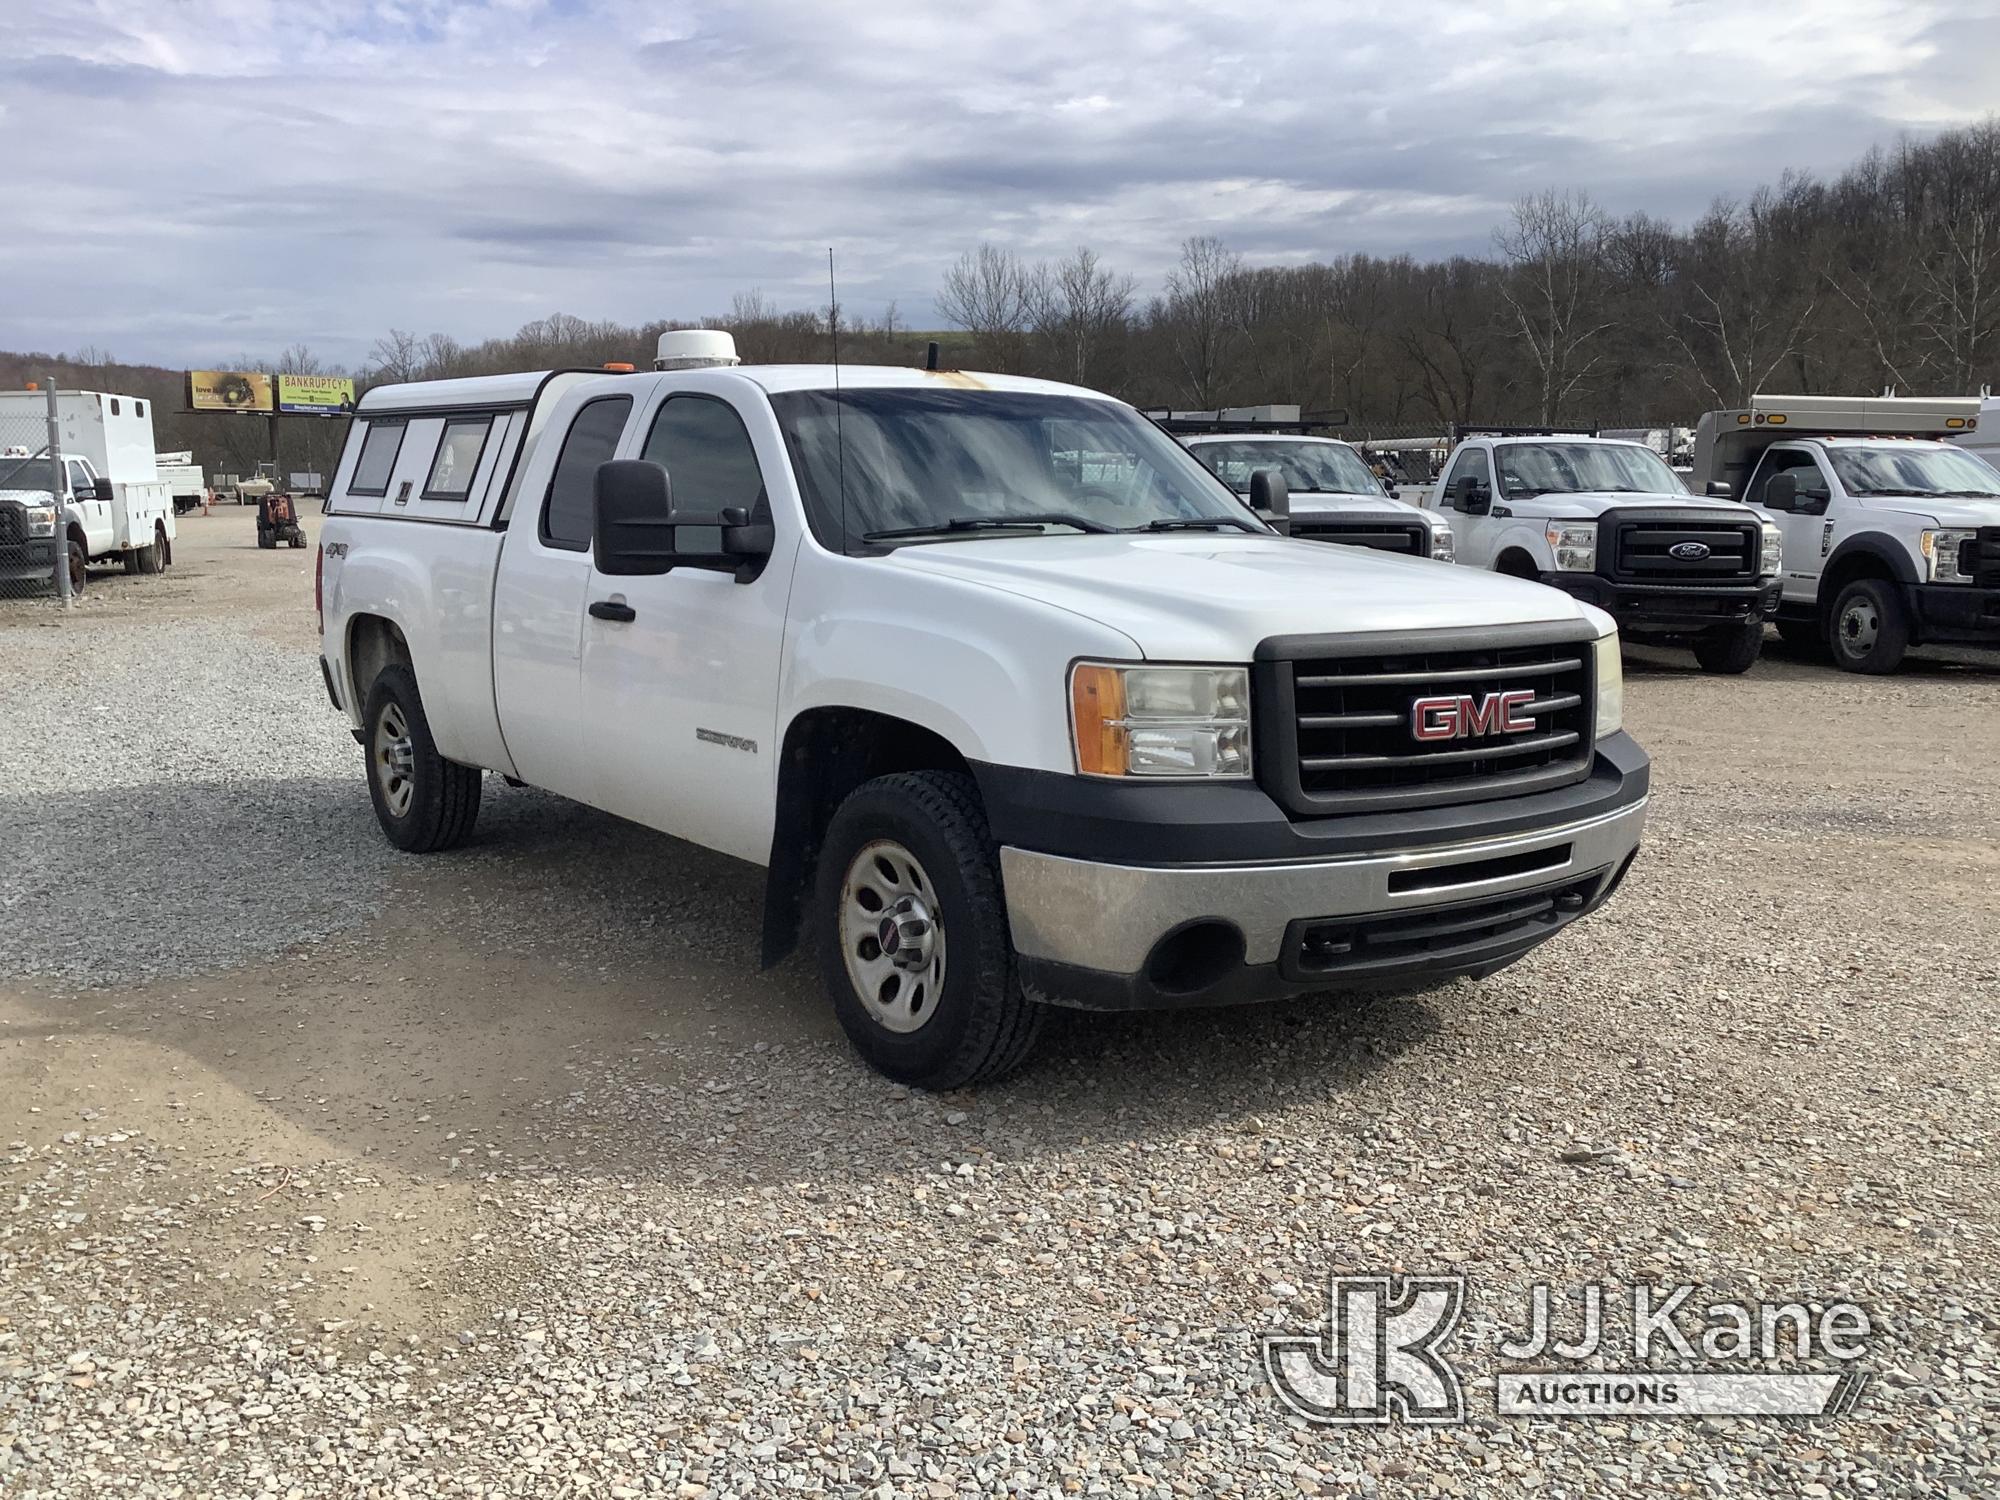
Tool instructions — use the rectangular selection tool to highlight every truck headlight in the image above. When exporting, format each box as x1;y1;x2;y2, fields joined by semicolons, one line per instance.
1593;631;1623;740
1920;528;1977;584
1760;522;1782;577
1071;664;1252;779
1545;522;1597;572
25;504;57;538
1428;522;1454;564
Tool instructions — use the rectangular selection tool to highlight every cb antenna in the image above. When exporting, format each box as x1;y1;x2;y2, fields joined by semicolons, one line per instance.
828;247;849;554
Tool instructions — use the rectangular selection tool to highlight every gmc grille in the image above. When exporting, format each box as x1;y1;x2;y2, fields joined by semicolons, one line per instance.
1965;527;2000;588
1289;516;1429;557
1255;622;1598;817
1608;512;1759;582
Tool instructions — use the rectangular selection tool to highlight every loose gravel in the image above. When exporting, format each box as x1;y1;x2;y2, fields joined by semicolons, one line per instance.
2;517;1997;1497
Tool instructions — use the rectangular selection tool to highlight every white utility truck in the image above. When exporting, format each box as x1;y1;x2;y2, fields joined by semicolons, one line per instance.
157;450;207;514
1175;429;1453;561
315;333;1649;1088
1692;394;1999;673
1422;426;1782;674
0;390;175;593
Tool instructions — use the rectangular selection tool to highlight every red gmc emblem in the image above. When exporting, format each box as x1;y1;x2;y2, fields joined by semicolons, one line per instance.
1411;689;1538;741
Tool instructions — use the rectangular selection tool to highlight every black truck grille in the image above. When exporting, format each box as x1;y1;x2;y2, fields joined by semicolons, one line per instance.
1608;513;1759;582
1284;869;1609;979
1964;528;2000;588
1289;516;1429;557
1255;623;1598;816
0;504;24;547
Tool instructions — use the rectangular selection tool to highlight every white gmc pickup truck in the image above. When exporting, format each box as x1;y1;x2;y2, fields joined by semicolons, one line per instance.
316;333;1649;1087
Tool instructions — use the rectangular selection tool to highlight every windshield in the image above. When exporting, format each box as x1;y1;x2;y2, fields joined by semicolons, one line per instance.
769;388;1262;546
1826;445;2000;498
0;457;58;493
1496;442;1685;498
1190;439;1384;497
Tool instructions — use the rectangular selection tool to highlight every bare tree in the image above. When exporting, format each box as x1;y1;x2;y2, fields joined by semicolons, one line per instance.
1660;194;1822;408
1029;246;1136;386
1494;189;1615;422
1161;235;1243;408
367;329;423;383
936;246;1037;372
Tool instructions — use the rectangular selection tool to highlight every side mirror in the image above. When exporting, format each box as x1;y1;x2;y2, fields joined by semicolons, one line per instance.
1705;479;1732;498
593;459;676;575
91;477;114;504
1248;468;1290;535
1795;488;1830;516
1451;475;1492;515
1763;472;1796;512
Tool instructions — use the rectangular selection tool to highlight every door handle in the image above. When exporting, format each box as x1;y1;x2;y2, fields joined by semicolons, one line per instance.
589;599;636;623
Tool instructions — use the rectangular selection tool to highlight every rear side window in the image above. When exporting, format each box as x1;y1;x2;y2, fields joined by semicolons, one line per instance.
540;396;632;550
350;420;407;497
422;416;494;502
641;395;766;513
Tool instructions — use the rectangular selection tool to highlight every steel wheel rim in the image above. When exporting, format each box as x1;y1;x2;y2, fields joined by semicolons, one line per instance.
374;702;416;818
1840;599;1879;655
839;838;947;1034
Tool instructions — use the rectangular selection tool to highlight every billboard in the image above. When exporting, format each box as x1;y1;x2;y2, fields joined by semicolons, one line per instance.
276;374;357;416
188;370;274;413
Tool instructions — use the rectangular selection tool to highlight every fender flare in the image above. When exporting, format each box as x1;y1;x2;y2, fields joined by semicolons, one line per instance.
1822;532;1919;589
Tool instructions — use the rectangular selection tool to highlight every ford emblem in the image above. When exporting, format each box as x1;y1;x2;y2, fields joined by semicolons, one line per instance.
1668;540;1711;560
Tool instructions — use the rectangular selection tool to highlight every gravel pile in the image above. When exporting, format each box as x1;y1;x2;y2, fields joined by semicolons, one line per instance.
0;619;392;985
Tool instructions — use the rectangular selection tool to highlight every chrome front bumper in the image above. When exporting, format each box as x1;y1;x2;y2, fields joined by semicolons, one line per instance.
1000;797;1647;976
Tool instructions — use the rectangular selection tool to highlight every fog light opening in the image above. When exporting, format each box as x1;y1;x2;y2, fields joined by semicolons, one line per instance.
1143;920;1246;997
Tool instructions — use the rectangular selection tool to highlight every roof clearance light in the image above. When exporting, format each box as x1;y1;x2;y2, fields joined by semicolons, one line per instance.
1737;413;1752;424
1945;417;1966;429
1753;414;1765;424
1767;414;1787;425
603;362;635;372
1969;418;1979;430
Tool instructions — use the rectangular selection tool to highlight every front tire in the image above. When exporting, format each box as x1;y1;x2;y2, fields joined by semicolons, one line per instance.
362;664;482;852
815;771;1043;1089
1692;619;1763;674
1827;578;1909;674
63;539;86;596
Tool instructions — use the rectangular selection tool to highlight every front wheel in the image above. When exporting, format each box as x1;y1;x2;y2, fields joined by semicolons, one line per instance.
1827;579;1909;675
815;771;1043;1089
1692;620;1763;675
63;539;86;596
362;664;482;852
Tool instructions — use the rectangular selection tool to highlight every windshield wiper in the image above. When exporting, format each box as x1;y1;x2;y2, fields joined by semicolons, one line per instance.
1137;517;1257;532
862;512;1116;541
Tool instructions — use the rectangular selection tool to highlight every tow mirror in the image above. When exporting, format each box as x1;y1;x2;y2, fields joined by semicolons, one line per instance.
91;477;114;504
593;459;773;581
1764;472;1796;512
1705;479;1732;498
1248;468;1290;535
1451;475;1491;515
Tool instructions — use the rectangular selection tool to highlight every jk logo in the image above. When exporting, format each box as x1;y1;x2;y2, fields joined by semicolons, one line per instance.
1263;1275;1465;1425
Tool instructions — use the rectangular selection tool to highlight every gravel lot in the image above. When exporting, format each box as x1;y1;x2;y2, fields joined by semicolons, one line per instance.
2;507;1997;1497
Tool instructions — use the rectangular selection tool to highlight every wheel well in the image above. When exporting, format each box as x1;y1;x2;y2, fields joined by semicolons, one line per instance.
1820;548;1896;606
1495;548;1539;579
345;615;412;709
65;522;86;550
760;707;973;968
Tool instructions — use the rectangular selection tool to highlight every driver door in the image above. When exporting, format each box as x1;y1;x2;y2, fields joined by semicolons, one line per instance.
1438;447;1496;567
1743;445;1831;604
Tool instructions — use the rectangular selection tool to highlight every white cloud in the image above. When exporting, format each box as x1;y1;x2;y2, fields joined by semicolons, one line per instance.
2;0;1993;367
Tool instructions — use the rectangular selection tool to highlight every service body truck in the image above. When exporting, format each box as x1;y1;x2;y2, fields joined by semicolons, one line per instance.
316;333;1648;1088
156;450;207;514
1694;394;2000;672
1178;431;1454;561
0;390;175;592
1424;428;1782;673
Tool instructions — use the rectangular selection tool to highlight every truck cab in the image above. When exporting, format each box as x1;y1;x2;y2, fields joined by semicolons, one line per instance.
1425;427;1782;674
1694;395;1999;673
317;335;1648;1090
1177;430;1453;561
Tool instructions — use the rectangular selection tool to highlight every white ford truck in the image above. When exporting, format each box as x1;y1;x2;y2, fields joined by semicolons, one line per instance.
1693;394;2000;672
1175;429;1454;561
0;390;176;593
1424;427;1783;673
315;333;1649;1087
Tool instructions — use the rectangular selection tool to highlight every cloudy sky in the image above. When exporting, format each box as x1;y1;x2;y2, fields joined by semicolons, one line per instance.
6;0;1997;370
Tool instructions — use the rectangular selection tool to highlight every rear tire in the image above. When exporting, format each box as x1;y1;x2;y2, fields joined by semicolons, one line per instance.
134;541;161;574
815;770;1043;1089
257;529;276;550
1692;620;1763;674
1827;578;1909;675
362;664;482;852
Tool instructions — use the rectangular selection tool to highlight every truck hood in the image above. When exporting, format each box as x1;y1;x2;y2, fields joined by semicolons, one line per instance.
880;532;1601;660
1826;495;2000;528
1513;491;1752;521
1287;492;1437;522
0;486;58;504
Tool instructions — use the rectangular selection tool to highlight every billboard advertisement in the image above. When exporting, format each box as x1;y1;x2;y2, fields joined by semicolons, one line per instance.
187;370;275;413
276;374;357;415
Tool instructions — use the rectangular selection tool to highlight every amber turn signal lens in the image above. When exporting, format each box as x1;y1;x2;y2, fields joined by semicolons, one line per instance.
1071;664;1128;776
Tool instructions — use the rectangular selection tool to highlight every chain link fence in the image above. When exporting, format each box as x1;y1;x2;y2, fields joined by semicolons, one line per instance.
0;383;77;606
